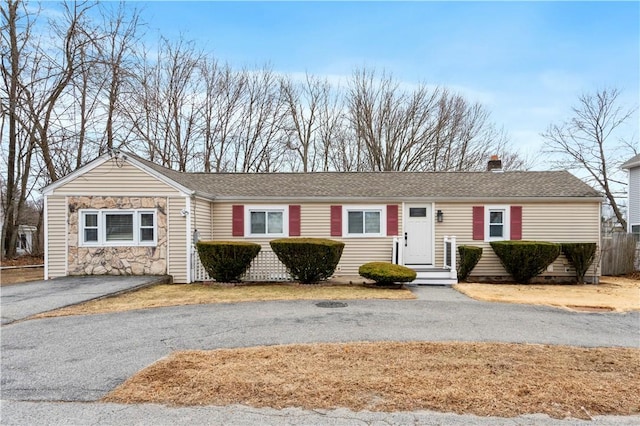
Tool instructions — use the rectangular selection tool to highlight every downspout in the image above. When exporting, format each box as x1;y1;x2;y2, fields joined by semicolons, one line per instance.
43;195;48;280
185;195;192;283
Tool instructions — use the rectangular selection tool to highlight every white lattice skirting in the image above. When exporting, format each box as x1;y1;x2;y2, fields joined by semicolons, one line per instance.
192;249;290;282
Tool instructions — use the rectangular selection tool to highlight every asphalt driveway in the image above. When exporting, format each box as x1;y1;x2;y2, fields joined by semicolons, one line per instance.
1;285;638;424
0;275;170;325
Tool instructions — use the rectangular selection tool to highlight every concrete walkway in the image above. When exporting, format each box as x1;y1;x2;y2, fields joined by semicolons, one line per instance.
0;275;170;325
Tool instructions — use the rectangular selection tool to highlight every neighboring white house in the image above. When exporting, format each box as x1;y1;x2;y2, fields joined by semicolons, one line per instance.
15;225;37;255
622;154;640;241
0;210;37;257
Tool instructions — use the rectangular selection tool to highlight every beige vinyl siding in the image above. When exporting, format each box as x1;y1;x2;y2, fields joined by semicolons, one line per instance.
168;197;188;282
52;160;181;196
434;201;601;278
192;198;213;241
46;196;67;278
212;202;401;274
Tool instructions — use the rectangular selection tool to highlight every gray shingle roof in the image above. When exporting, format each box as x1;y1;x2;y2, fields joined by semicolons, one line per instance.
132;155;601;201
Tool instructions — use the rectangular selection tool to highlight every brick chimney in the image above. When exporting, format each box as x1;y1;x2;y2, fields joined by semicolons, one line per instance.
487;155;502;172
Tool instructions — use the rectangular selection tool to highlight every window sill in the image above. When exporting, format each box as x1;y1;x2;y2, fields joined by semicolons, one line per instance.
79;243;158;248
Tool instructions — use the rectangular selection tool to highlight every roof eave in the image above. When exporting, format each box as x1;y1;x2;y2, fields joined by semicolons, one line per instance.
210;195;603;203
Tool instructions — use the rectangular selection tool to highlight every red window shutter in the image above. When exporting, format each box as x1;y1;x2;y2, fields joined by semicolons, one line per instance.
330;205;342;236
510;206;522;240
289;205;301;236
232;205;244;237
472;206;484;240
386;205;398;236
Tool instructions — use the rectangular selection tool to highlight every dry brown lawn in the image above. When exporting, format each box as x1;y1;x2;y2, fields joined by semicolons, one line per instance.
455;276;640;312
0;266;44;285
104;341;640;420
33;282;415;318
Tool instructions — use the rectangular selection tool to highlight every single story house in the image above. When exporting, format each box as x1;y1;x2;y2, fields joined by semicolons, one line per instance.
41;151;602;284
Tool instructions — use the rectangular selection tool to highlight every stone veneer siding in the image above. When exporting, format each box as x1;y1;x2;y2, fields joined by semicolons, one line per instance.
68;196;168;276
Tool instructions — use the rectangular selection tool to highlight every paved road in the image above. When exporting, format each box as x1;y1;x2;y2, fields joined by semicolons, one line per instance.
1;286;639;424
4;400;640;425
0;275;170;324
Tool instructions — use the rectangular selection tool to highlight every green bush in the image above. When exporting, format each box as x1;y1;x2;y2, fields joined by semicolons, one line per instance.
359;262;417;286
457;245;483;282
196;241;261;282
561;242;597;284
270;238;345;284
490;241;560;284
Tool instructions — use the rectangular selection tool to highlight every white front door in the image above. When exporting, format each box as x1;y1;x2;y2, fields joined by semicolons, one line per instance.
404;205;433;265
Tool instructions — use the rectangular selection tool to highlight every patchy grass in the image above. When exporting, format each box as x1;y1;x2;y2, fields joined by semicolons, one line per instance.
455;276;640;312
0;266;44;285
33;282;415;318
104;341;640;420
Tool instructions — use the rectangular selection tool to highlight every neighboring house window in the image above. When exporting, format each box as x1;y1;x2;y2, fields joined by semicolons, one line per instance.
473;205;521;241
632;225;640;242
344;206;385;237
80;210;157;246
246;206;287;237
16;233;27;250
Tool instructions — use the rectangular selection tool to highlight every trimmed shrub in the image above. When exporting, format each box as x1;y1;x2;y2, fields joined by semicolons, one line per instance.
359;262;417;286
490;241;560;284
457;245;483;282
196;241;261;282
561;242;597;284
270;238;345;284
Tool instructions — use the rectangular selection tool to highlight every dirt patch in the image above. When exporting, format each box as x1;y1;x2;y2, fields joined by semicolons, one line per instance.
32;282;415;318
454;276;640;312
0;267;44;285
104;341;640;420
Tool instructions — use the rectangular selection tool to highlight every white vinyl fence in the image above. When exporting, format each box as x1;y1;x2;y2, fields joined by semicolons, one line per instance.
192;248;290;282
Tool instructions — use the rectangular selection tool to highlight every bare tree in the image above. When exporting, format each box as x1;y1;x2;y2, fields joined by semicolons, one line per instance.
281;73;327;172
22;1;96;182
197;58;246;172
317;84;349;171
232;67;287;172
348;68;442;171
96;1;143;153
0;0;27;258
123;37;203;171
542;88;637;229
346;68;525;172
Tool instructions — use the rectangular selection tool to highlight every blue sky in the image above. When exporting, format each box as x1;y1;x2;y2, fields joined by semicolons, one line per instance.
141;1;638;166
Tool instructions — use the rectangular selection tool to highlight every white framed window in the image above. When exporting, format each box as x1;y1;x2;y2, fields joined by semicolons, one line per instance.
632;224;640;242
246;206;287;237
79;209;157;247
485;205;510;242
344;205;385;237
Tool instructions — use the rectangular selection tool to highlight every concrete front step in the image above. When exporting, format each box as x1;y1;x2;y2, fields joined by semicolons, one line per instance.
411;266;457;285
412;277;458;286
